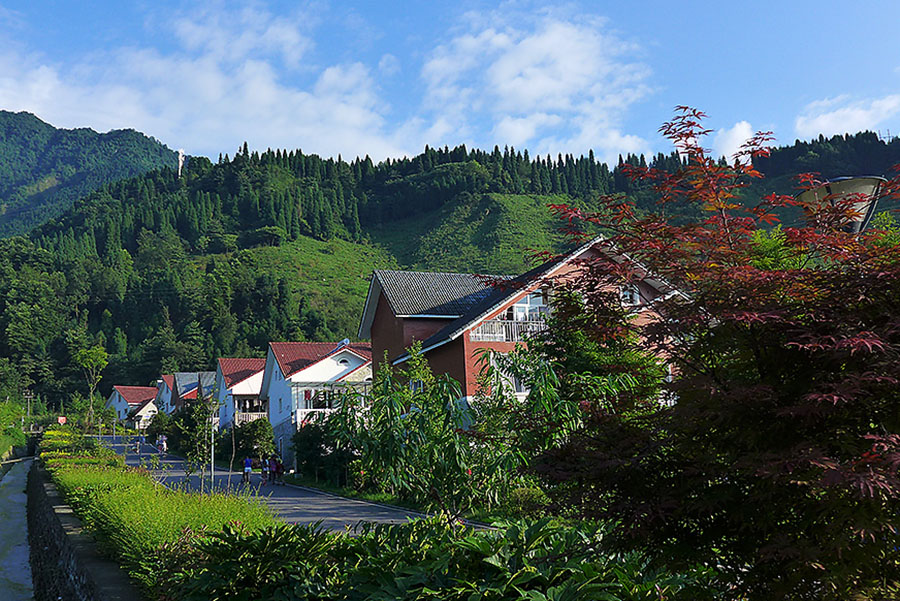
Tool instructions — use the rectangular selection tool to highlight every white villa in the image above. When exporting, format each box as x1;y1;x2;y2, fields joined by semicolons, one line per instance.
260;340;373;466
106;385;158;429
215;357;266;430
154;375;175;415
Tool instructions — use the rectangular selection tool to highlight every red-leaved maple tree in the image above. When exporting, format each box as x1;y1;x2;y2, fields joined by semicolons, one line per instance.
532;108;900;598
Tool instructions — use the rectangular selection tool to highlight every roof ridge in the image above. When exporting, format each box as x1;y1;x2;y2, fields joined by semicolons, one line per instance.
376;268;510;278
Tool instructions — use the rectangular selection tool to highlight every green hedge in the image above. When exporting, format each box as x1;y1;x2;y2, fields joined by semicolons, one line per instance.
40;428;276;594
160;517;723;601
39;427;723;600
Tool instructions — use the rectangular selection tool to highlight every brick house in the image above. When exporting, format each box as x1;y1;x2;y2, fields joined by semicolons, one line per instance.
358;238;676;400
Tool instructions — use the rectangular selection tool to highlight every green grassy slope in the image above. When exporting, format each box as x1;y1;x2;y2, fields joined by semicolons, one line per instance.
368;193;577;274
202;236;397;338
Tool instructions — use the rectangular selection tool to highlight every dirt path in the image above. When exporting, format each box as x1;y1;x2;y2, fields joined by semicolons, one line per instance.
0;457;34;600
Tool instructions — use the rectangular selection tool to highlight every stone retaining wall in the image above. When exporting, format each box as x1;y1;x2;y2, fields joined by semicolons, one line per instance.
27;463;143;601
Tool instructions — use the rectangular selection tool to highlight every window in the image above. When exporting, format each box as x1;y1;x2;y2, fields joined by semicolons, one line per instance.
338;358;350;367
491;353;529;397
505;287;550;321
621;284;641;306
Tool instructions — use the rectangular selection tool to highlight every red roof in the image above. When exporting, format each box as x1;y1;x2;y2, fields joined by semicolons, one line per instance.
160;374;174;390
114;385;158;405
269;342;372;378
218;357;266;388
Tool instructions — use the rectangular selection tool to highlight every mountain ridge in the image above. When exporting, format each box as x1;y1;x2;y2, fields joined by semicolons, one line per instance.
0;110;177;236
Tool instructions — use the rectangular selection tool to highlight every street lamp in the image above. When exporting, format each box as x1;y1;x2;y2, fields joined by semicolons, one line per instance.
795;176;886;234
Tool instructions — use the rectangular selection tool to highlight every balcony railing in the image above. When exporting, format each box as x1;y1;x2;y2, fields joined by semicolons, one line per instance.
235;412;267;426
470;319;547;343
294;408;336;426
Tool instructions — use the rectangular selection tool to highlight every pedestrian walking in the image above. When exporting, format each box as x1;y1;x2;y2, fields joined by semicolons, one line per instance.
268;455;278;485
260;455;269;485
275;457;285;485
242;456;252;484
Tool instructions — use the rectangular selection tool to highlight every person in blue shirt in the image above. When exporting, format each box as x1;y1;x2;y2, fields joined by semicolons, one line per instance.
242;456;252;484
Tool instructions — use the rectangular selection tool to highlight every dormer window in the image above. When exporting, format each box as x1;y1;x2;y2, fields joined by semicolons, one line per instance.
621;284;641;306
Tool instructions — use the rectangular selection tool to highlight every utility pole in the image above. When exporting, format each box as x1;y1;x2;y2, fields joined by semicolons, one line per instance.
24;390;33;431
210;415;215;491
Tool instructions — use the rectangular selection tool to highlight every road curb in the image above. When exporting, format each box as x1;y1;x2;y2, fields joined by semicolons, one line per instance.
281;481;431;521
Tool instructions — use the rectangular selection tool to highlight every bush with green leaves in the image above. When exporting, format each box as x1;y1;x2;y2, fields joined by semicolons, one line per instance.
160;516;723;601
291;419;354;485
233;417;275;459
0;400;26;456
326;345;526;518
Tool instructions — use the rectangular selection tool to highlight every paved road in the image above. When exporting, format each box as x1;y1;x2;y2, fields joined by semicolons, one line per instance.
0;457;34;601
100;436;425;531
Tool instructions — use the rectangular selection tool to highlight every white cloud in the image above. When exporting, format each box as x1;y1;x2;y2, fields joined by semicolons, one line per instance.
713;120;754;162
795;95;900;138
418;12;652;163
0;5;656;164
377;53;399;76
0;5;407;160
171;5;312;68
494;113;562;147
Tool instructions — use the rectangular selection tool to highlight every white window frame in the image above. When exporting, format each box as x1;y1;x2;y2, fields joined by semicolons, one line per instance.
621;283;641;306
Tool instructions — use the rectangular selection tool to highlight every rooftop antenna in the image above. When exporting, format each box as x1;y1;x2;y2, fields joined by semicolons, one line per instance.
177;149;185;178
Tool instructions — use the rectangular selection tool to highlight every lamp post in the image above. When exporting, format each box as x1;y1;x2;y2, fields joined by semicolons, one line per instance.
795;176;886;234
210;416;215;491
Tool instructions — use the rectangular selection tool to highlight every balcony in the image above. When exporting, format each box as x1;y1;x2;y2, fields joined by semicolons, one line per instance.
235;411;268;426
294;408;336;426
470;319;547;343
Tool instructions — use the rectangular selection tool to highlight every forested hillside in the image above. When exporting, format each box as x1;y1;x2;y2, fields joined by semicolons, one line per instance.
2;129;899;408
0;111;176;236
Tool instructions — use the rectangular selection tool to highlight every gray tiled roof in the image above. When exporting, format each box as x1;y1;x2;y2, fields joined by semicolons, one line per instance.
173;371;216;396
374;269;511;317
394;258;560;361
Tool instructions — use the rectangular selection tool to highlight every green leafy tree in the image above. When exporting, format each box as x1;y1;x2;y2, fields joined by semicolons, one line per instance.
328;345;517;518
73;344;108;429
177;389;218;494
233;418;275;461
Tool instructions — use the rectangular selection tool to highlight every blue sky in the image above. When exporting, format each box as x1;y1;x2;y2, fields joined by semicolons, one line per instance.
2;1;899;165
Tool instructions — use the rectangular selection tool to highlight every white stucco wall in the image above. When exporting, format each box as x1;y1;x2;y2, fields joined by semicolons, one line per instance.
131;401;158;429
155;381;174;415
263;348;370;429
216;367;264;429
106;391;130;421
215;369;231;429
